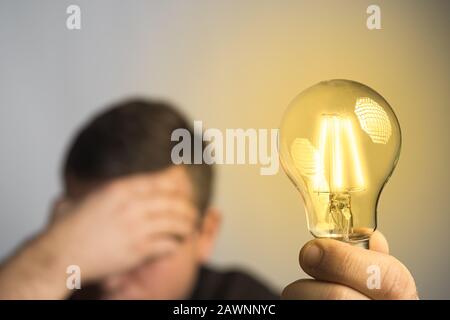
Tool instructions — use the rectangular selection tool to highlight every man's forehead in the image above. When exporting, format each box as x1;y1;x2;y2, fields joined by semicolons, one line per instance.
65;165;194;200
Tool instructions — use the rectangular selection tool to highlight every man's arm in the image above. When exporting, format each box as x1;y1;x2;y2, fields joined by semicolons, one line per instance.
0;231;71;299
0;169;197;299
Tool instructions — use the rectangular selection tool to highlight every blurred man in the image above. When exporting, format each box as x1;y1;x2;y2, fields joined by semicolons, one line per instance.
0;99;277;299
0;99;417;300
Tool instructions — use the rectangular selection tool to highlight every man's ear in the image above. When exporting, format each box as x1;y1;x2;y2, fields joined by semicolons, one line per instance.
48;195;73;224
197;207;221;263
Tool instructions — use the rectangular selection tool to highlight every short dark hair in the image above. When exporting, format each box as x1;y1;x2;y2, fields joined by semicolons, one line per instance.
62;98;213;213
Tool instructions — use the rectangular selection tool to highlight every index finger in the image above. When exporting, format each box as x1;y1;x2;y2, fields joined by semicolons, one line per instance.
369;231;389;254
299;238;418;299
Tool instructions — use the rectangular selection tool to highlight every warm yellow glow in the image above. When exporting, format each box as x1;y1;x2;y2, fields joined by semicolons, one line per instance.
290;138;328;192
290;138;317;176
280;80;401;244
344;119;364;188
291;115;366;193
331;116;343;190
317;118;329;191
355;97;392;144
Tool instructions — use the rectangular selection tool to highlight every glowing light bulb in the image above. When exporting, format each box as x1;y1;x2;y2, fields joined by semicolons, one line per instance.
279;80;401;248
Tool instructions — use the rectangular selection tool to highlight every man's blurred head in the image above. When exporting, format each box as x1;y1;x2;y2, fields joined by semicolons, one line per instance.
61;99;219;299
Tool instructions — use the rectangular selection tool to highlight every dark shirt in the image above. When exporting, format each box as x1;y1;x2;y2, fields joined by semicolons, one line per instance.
69;265;279;300
189;266;279;299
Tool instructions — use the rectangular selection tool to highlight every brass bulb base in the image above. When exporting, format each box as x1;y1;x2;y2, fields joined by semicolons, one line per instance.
348;239;370;249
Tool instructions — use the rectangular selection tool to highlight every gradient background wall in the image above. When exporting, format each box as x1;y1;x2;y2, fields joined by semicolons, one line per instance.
0;0;449;299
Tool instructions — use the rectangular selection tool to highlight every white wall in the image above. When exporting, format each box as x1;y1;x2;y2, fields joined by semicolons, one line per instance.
0;0;449;298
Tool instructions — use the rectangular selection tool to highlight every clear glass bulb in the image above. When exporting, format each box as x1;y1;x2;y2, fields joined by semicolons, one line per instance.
279;79;401;248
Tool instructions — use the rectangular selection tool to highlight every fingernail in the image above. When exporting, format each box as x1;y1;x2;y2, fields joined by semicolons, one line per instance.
302;243;323;268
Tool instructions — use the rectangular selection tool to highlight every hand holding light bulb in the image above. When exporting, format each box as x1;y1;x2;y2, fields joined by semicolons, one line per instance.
280;80;417;299
282;231;418;300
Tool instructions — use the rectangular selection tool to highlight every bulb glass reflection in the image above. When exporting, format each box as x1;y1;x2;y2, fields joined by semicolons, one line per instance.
279;80;401;246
